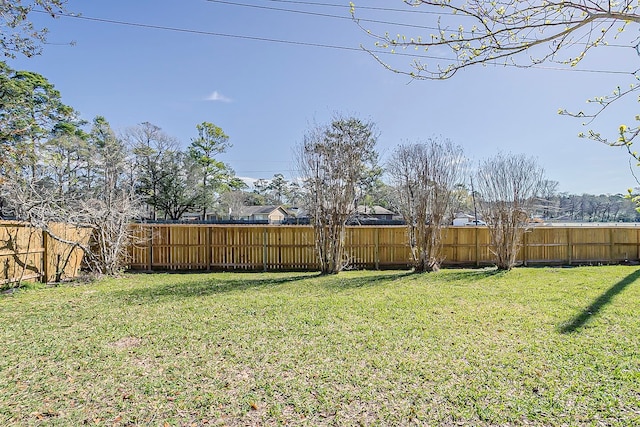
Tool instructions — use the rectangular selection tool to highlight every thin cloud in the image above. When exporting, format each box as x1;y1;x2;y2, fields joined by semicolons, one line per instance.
238;176;257;188
206;91;232;103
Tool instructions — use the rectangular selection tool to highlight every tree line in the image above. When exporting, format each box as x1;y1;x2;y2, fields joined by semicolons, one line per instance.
1;61;638;276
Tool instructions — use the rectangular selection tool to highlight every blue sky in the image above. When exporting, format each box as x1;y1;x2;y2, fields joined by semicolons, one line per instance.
8;0;639;194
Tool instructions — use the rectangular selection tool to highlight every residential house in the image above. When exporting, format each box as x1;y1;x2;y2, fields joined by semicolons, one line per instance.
287;205;397;223
356;205;396;221
237;205;291;224
452;212;486;226
180;213;203;221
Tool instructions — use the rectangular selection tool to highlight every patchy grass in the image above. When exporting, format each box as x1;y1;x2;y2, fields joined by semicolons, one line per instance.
0;266;638;426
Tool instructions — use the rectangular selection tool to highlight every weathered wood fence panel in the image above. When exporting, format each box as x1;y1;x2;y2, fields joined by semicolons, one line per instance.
441;227;493;266
0;221;90;286
0;223;44;285
129;224;640;272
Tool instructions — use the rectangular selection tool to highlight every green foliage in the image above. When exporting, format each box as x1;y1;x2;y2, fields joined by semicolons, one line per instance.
87;116;130;197
252;174;302;206
0;61;77;178
127;121;242;220
540;192;640;222
153;152;201;220
188;121;233;218
626;188;640;214
41;122;89;197
188;122;230;179
130;122;184;220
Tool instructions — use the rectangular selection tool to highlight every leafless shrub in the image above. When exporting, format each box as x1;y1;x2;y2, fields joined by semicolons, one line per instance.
3;177;141;277
388;138;466;272
476;153;545;270
296;115;378;274
75;193;141;276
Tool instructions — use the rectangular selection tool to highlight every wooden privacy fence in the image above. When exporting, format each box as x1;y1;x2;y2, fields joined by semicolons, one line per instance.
0;221;91;286
128;224;640;272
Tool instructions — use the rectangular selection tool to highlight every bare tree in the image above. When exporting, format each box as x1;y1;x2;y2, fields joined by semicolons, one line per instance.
75;194;140;276
84;118;141;274
1;178;76;283
476;153;545;270
536;179;560;219
296;115;378;274
388;138;466;272
4;179;139;277
220;190;250;219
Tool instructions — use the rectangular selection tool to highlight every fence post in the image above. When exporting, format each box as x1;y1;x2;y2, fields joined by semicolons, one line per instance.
374;227;380;270
609;228;614;264
42;229;49;283
147;225;153;271
523;232;528;267
567;228;572;265
206;225;211;271
263;227;268;272
475;226;480;267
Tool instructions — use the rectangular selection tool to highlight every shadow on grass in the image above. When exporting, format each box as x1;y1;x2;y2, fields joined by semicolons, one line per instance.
317;271;414;290
117;273;318;303
558;268;640;334
116;270;419;303
434;268;507;283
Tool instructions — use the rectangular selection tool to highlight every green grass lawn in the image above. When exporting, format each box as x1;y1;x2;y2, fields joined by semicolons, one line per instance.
1;266;638;426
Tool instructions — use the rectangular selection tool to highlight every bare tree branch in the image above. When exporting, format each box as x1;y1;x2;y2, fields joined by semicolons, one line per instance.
476;153;545;270
353;0;640;160
388;138;467;272
296;115;379;274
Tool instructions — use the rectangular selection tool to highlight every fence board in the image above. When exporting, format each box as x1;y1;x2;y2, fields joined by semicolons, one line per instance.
128;224;640;272
0;221;89;286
